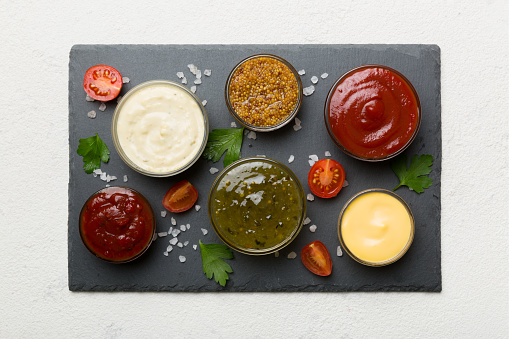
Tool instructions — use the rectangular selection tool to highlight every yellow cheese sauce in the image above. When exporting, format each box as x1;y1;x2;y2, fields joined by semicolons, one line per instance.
340;191;413;265
115;83;205;174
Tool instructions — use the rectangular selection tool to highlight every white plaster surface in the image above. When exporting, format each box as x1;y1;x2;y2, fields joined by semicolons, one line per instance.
0;0;507;337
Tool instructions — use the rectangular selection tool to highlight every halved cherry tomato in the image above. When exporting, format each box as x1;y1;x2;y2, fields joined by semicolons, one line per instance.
162;180;198;213
301;241;332;276
308;159;345;198
83;65;123;101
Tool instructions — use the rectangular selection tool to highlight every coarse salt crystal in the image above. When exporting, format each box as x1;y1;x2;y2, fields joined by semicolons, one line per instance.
180;225;186;232
99;102;106;112
184;241;189;246
110;176;117;181
169;237;178;245
294;117;301;126
87;110;96;119
307;193;315;201
274;251;279;258
176;72;184;79
287;251;297;259
303;217;311;225
167;245;173;252
172;229;180;237
168;226;173;234
193;244;197;250
309;154;319;162
195;205;201;212
105;184;110;187
231;122;237;128
311;76;319;84
93;169;102;175
196;69;202;79
309;225;317;232
186;223;190;230
321;73;329;79
288;155;295;163
293;124;302;131
181;77;187;85
171;217;176;226
194;78;202;85
161;211;167;218
85;95;95;102
190;86;196;93
204;69;211;76
308;159;316;166
201;228;208;235
100;173;107;181
187;64;197;74
343;180;349;188
303;85;315;96
337;246;343;257
106;175;112;183
123;175;128;182
177;242;183;248
325;151;331;157
163;252;168;256
298;69;306;75
158;232;168;237
201;100;207;106
123;77;130;84
247;131;257;140
209;167;219;174
179;255;186;263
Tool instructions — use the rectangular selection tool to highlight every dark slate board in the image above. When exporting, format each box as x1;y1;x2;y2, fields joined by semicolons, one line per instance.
68;44;441;292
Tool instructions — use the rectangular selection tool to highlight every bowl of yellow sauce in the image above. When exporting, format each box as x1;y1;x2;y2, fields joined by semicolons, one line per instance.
338;189;415;266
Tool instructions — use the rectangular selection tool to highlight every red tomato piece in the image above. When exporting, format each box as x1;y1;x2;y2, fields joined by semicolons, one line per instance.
162;180;198;213
301;241;332;276
308;159;345;198
83;65;123;101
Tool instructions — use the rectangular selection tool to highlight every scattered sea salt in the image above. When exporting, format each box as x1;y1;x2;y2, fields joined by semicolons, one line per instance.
99;102;106;112
201;228;208;235
194;78;202;85
105;184;110;187
343;180;349;188
168;226;173;234
308;159;316;166
294;117;301;126
309;154;319;162
100;172;107;181
288;155;295;163
204;69;211;76
256;155;266;157
303;85;315;96
303;217;311;225
177;242;183;248
171;229;181;237
293;124;302;131
163;252;168;257
190;86;196;93
287;252;297;259
247;131;257;140
161;211;167;218
311;76;319;84
325;151;331;157
171;217;176;226
180;225;187;232
321;73;329;79
193;244;197;250
231;121;237;128
167;245;173;253
176;72;184;79
195;205;201;212
187;64;197;75
298;69;306;75
158;232;168;237
309;225;317;233
87;110;96;119
337;246;343;257
201;100;207;106
186;223;190;230
184;241;189;246
123;175;128;182
123;77;130;84
181;77;187;85
307;193;315;201
179;255;186;263
93;169;102;175
196;69;202;79
274;251;280;258
209;167;219;174
85;95;95;102
169;237;178;245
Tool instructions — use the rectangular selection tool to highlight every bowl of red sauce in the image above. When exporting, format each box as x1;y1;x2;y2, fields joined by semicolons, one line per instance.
325;65;421;161
79;186;156;263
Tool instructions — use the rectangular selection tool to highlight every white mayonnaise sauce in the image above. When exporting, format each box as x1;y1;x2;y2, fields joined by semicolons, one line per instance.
116;83;205;173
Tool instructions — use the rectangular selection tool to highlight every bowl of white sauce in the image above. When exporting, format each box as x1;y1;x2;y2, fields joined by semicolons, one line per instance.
112;80;208;177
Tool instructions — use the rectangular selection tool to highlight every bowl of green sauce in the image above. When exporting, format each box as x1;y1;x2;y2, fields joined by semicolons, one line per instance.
208;157;306;255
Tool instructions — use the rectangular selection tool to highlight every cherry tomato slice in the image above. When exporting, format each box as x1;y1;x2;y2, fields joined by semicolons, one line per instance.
162;180;198;213
83;65;123;101
308;159;345;198
301;241;332;276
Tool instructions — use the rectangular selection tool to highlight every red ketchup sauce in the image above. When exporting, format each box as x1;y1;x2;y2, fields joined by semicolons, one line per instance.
79;187;155;262
327;66;420;160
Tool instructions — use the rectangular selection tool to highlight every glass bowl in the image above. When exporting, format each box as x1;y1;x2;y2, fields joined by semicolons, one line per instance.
208;157;306;255
225;54;303;132
112;80;209;177
79;186;156;263
324;65;421;161
337;188;415;267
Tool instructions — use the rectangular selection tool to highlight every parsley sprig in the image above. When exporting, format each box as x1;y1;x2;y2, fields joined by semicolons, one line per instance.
199;240;233;287
77;133;110;174
391;154;433;193
203;128;244;167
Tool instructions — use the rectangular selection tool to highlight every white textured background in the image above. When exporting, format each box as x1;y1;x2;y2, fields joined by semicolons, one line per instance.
0;0;507;337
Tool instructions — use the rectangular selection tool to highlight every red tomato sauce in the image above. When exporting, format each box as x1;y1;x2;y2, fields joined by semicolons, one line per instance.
327;66;420;160
80;187;155;262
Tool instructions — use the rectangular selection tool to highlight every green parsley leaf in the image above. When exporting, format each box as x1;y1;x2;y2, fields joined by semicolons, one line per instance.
77;133;110;174
391;154;433;193
203;128;244;167
199;240;233;287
